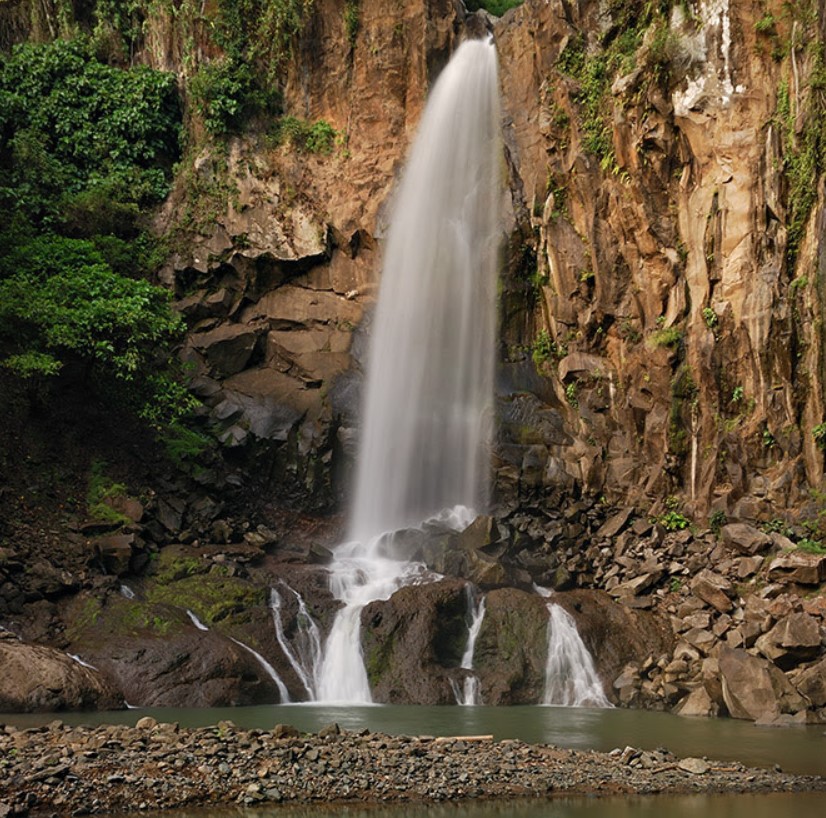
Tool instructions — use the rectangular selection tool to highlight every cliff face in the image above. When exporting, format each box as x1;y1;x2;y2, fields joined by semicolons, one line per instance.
152;0;826;525
495;0;826;526
2;0;826;522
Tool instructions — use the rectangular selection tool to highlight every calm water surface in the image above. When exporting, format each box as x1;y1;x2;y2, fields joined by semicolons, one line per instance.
3;704;825;776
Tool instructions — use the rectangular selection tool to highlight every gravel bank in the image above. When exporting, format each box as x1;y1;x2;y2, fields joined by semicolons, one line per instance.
1;718;824;816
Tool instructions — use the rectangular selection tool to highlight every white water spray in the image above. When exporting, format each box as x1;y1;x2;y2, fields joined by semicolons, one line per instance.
269;585;323;700
229;637;291;703
454;588;486;706
316;38;503;704
535;587;611;708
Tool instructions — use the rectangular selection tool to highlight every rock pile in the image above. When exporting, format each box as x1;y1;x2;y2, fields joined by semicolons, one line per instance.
0;720;823;817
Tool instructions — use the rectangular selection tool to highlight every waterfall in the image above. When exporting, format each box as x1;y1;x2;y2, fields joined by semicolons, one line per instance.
120;584;135;599
316;38;502;703
229;637;291;704
186;607;290;703
269;585;323;700
453;587;486;706
187;610;209;631
535;587;611;708
67;653;98;670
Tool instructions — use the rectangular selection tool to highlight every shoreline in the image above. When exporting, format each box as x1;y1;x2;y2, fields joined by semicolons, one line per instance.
1;720;825;816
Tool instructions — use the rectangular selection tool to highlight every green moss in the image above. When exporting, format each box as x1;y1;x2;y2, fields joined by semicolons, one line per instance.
86;460;131;526
147;574;266;625
152;551;206;584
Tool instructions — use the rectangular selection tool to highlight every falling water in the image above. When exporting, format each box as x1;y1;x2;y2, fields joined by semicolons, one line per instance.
453;587;486;706
67;653;98;670
229;637;291;704
187;610;209;631
186;607;290;703
269;585;323;700
535;587;611;708
316;38;502;704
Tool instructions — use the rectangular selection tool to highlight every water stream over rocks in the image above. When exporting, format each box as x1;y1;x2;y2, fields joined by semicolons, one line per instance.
316;38;502;703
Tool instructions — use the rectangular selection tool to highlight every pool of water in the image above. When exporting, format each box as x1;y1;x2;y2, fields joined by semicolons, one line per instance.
3;704;824;776
135;793;826;818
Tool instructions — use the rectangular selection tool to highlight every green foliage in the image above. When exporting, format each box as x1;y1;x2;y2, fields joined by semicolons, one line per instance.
702;306;718;329
565;381;579;408
464;1;524;16
345;1;361;47
0;37;180;228
709;509;727;536
532;328;553;366
87;460;130;525
649;326;683;348
755;13;777;34
731;385;745;404
776;49;826;270
190;58;257;137
270;116;338;153
813;422;826;449
797;538;826;555
0;233;194;425
657;510;690;531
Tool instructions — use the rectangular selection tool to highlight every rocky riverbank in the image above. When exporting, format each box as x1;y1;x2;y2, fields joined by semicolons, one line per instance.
0;719;824;817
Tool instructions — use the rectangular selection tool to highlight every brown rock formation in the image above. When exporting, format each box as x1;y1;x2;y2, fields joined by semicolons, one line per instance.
0;636;122;712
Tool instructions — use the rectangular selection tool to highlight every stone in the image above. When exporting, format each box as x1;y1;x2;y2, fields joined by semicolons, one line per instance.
607;572;662;599
690;569;734;613
136;717;158;730
191;323;261;378
273;724;300;739
677;757;710;774
718;647;809;722
720;524;772;555
93;533;135;576
318;722;341;738
674;687;717;718
595;508;634;539
0;641;121;712
789;658;826;707
767;551;826;585
755;613;822;669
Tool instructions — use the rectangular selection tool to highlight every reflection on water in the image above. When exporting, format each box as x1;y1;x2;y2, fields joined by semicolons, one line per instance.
136;793;826;818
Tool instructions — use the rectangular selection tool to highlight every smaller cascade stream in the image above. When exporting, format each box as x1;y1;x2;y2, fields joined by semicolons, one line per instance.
452;587;486;706
185;607;291;703
535;587;611;708
67;653;97;670
269;585;323;701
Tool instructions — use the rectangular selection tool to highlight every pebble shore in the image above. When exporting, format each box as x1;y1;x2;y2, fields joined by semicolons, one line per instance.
1;718;824;817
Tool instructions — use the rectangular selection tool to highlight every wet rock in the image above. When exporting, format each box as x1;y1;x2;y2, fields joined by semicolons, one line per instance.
361;578;469;704
93;533;135;576
473;587;549;704
720;524;772;556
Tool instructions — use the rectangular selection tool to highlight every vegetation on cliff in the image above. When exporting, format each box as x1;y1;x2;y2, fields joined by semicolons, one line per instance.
0;36;191;427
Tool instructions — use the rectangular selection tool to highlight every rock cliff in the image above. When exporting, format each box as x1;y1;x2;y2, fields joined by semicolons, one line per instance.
1;0;826;721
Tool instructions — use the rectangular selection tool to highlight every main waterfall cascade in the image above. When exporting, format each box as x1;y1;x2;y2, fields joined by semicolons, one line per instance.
263;38;608;707
314;37;503;704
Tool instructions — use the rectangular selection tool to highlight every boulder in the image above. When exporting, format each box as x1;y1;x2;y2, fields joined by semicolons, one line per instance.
674;687;718;716
360;578;470;704
553;589;674;704
720;523;772;555
718;646;809;721
789;658;826;707
94;533;135;576
472;587;550;704
754;613;823;669
690;569;734;613
0;640;122;712
607;572;663;599
767;550;826;585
